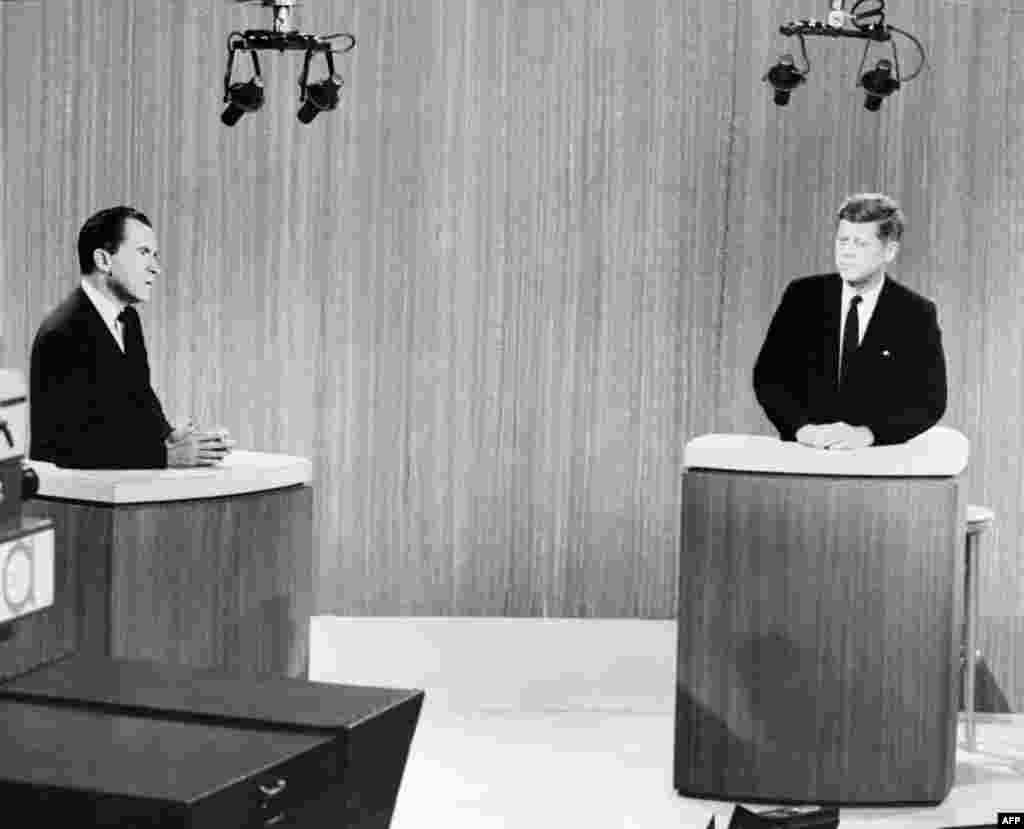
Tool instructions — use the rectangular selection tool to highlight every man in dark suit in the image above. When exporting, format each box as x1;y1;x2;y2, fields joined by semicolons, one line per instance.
753;193;947;449
30;206;231;468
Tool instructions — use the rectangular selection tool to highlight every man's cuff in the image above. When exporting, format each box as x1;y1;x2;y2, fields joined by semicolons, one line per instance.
858;425;876;446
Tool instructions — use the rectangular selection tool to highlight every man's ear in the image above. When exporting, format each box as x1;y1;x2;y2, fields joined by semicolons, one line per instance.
93;248;111;273
884;240;900;263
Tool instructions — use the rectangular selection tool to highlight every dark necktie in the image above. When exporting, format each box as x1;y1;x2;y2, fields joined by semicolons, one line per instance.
839;295;862;390
117;306;140;362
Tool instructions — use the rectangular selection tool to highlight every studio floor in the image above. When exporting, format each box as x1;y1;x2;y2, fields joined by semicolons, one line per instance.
309;617;1024;829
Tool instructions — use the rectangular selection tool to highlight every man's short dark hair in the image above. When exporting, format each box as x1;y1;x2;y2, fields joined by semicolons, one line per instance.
836;193;905;243
77;206;152;275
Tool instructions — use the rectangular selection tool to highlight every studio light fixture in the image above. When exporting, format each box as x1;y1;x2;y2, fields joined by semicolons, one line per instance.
221;51;265;126
763;54;806;107
763;0;926;112
223;1;356;126
860;58;900;111
296;48;343;124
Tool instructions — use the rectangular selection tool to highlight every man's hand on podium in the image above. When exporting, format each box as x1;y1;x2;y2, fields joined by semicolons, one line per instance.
796;422;874;451
166;421;234;468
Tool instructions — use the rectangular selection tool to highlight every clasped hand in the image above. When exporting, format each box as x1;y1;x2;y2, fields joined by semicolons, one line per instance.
166;421;234;467
795;422;874;451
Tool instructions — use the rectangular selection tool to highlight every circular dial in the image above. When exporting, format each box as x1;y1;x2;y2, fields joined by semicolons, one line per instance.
3;541;34;612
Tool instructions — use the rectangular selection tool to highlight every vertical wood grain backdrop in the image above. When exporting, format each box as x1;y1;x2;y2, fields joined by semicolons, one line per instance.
1;1;1022;706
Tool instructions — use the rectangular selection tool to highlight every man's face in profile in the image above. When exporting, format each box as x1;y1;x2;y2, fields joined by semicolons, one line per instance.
834;219;898;287
106;218;161;304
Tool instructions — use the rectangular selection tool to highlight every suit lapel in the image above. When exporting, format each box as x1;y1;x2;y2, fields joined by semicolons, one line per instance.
858;276;892;355
822;274;842;389
74;286;129;362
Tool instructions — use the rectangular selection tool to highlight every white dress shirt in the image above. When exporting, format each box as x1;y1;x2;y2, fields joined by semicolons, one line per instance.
80;278;127;352
839;274;885;353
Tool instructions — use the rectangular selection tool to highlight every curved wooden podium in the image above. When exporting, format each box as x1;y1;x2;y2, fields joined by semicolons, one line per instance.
674;427;968;806
23;451;313;678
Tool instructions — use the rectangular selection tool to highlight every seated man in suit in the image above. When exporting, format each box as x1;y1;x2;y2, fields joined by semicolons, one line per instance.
30;205;231;468
753;193;947;450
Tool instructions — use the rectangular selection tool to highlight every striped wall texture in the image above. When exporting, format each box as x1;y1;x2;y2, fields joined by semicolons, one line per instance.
1;0;1022;708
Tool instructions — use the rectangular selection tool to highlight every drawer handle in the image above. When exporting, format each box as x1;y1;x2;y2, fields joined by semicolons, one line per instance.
265;811;287;827
258;778;288;798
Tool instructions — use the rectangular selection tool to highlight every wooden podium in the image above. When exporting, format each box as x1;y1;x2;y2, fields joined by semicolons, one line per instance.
23;451;313;678
674;427;968;806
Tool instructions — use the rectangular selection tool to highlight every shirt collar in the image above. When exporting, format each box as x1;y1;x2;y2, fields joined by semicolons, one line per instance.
80;277;128;330
841;273;886;311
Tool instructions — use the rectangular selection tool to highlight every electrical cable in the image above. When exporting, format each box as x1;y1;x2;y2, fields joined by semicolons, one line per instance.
321;33;357;56
887;25;927;81
795;32;812;75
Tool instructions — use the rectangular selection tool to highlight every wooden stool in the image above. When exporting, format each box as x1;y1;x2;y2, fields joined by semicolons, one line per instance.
963;504;995;752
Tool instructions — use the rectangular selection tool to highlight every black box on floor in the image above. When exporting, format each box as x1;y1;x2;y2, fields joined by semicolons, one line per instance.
0;656;424;828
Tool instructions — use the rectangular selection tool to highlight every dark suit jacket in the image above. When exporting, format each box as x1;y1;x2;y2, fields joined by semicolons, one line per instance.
29;286;171;468
753;273;947;446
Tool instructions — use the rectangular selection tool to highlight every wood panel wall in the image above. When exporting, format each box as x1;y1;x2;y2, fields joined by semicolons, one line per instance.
2;0;1023;706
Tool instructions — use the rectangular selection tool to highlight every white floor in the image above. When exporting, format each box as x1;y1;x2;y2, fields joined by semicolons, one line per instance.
309;617;1024;829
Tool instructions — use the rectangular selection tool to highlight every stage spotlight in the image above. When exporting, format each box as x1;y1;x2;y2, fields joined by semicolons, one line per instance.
221;77;265;126
764;54;806;106
297;75;343;124
860;58;900;110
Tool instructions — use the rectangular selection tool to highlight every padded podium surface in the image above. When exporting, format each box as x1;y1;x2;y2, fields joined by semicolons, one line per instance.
27;450;311;503
674;429;967;806
682;427;968;477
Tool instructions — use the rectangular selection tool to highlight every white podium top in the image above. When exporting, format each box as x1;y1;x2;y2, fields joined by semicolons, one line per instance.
27;450;312;504
684;426;968;477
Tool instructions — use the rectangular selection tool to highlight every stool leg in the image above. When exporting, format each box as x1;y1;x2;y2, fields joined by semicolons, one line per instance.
964;534;978;751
